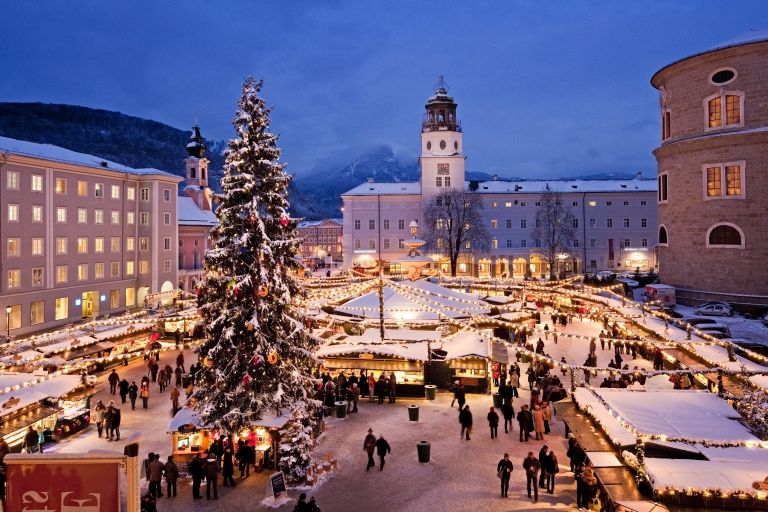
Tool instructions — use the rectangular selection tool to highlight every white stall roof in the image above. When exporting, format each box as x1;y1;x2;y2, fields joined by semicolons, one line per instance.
168;406;289;432
0;374;82;419
355;329;441;343
445;331;489;360
315;341;428;362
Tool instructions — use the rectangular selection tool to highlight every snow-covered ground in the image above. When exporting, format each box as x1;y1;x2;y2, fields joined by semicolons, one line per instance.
672;305;768;346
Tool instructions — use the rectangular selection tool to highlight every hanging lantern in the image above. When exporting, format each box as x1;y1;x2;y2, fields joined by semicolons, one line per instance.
258;285;269;298
267;351;279;365
279;216;289;227
203;356;214;368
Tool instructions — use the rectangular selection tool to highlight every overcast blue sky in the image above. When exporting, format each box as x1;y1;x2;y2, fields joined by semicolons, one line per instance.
2;1;767;177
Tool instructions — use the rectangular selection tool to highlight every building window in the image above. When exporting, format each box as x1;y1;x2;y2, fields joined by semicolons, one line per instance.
55;178;67;194
127;211;135;225
490;219;498;229
590;238;596;247
77;237;88;254
368;240;375;250
383;239;390;249
354;220;360;230
383;220;390;230
535;202;541;207
436;177;443;187
354;239;361;250
140;188;149;201
164;259;172;272
491;202;497;208
520;219;527;229
32;175;43;192
641;238;648;247
641;200;647;206
32;268;43;286
111;184;120;199
110;290;120;310
588;201;596;207
95;183;104;197
703;162;744;199
78;208;88;224
706;223;744;248
606;201;612;206
76;180;87;196
521;201;526;206
505;202;512;208
126;288;136;307
623;239;630;248
589;219;595;228
7;269;20;289
369;220;375;230
30;301;44;325
606;219;613;228
7;238;20;258
127;186;135;200
94;263;104;279
7;306;21;333
398;239;405;249
705;91;743;129
505;219;511;229
126;237;135;251
55;265;67;283
623;201;629;206
164;189;171;201
6;171;18;190
77;264;88;281
94;237;104;253
662;109;671;140
111;237;120;253
572;218;579;229
111;261;120;277
164;237;171;251
111;211;120;225
31;238;43;256
32;205;42;223
658;225;668;245
572;201;578;207
139;238;149;251
126;261;135;276
465;241;471;249
590;260;597;269
573;239;580;247
56;207;67;223
641;218;647;228
398;220;405;230
506;239;512;248
444;177;451;187
55;297;68;320
94;209;104;224
55;238;67;255
623;218;630;228
491;239;498;249
163;212;170;225
139;260;149;274
521;239;527;248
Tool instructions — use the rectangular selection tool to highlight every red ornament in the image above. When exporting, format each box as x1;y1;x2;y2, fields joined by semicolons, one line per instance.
150;332;160;342
242;375;251;386
233;286;240;296
196;287;202;296
280;216;289;227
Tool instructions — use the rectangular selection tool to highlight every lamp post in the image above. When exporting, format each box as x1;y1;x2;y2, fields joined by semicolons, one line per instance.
5;305;11;341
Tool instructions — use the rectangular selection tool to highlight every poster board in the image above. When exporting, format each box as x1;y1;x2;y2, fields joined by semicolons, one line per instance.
270;471;287;498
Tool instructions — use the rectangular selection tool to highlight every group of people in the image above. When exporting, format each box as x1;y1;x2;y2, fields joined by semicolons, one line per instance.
92;400;122;440
499;448;560;502
316;370;397;409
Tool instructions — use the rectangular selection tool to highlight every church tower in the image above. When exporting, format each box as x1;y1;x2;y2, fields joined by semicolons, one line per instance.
419;77;465;199
184;124;213;211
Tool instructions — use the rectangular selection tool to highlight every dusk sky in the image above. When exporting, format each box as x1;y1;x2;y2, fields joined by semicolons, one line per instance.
3;1;767;178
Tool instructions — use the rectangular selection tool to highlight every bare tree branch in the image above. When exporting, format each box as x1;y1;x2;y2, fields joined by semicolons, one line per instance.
530;186;576;280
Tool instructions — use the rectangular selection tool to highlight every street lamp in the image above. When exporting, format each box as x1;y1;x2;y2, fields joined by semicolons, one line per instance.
5;305;11;340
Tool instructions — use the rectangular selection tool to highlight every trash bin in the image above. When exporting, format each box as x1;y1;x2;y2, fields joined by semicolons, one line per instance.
492;392;502;408
424;385;436;401
182;374;192;388
408;404;419;422
417;441;430;463
335;401;347;419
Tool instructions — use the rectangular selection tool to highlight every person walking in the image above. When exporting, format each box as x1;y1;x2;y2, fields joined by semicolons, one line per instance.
523;451;540;503
222;447;237;487
497;453;513;498
128;381;139;410
94;401;106;438
170;385;180;411
387;372;397;404
375;434;391;471
158;368;166;393
205;456;219;500
164;455;178;497
459;405;473;440
237;440;253;478
542;401;553;435
108;404;120;441
148;454;164;498
188;453;204;500
175;366;183;387
501;401;514;434
119;378;130;404
451;380;460;407
363;428;376;471
140;382;150;409
176;352;185;373
348;383;359;413
108;369;120;395
456;384;466;411
538;445;549;489
544;448;559;494
517;405;533;442
367;373;375;401
487;407;499;439
532;405;545;440
508;370;520;398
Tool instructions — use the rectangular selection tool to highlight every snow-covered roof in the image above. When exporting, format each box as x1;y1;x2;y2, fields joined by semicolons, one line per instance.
0;375;82;419
315;340;429;361
0;136;180;179
689;342;768;373
471;178;656;194
167;405;289;432
177;196;218;227
297;218;342;229
342;181;421;196
355;329;441;343
444;331;489;360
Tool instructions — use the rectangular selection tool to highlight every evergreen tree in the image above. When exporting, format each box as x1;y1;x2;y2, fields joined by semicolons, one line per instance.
193;78;318;481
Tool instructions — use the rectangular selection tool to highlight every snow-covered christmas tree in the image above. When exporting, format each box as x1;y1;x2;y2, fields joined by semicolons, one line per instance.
193;77;319;481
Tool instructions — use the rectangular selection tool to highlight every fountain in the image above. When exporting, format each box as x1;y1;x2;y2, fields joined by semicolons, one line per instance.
393;220;432;280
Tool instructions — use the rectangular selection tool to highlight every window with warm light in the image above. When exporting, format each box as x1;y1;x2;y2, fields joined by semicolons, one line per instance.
703;162;744;199
127;211;135;225
126;288;136;307
31;175;43;192
55;238;67;255
78;180;88;196
7;270;20;289
32;267;43;286
8;304;21;329
78;208;88;224
126;237;135;251
95;237;104;253
31;238;43;256
6;171;18;190
7;239;19;258
127;186;135;201
77;238;88;254
111;184;120;199
55;297;68;320
94;209;104;224
110;290;120;309
30;301;44;325
32;205;42;223
139;260;149;274
56;207;67;223
111;237;120;253
706;91;743;129
7;204;19;222
94;263;104;279
55;178;67;194
111;210;120;225
126;261;135;276
55;265;67;283
77;264;88;281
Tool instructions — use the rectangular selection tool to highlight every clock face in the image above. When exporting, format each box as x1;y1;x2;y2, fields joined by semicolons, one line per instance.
426;141;432;151
454;141;459;151
440;140;446;150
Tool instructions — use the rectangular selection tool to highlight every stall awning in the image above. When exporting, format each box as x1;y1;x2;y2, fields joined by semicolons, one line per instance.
490;340;508;364
168;406;290;433
321;357;422;373
63;342;115;361
0;405;59;437
448;358;486;370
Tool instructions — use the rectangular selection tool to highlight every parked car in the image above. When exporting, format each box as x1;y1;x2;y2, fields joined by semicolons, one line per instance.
694;304;734;317
699;324;732;338
683;317;721;327
697;301;731;309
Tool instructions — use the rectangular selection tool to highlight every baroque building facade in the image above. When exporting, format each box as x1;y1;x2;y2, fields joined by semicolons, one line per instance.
342;81;657;277
651;33;768;305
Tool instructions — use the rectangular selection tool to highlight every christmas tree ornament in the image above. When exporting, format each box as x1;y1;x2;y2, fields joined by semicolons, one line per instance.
280;215;289;227
203;356;213;368
258;285;269;297
246;323;254;332
267;351;279;365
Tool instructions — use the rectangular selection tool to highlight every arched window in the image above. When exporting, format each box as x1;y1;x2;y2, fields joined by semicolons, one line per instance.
189;167;196;179
658;225;668;245
706;223;744;248
705;91;743;129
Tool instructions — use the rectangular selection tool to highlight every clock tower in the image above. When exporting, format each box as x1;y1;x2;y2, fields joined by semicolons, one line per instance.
420;76;465;199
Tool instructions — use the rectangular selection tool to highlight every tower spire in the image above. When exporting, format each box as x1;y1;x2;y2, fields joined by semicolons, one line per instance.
434;75;449;95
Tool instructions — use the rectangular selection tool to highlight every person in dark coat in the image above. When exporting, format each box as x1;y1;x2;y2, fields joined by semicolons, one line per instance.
222;447;236;487
375;375;387;405
363;428;376;471
387;373;397;404
538;445;549;489
128;381;139;410
164;455;179;497
523;451;540;503
544;449;559;494
294;493;308;511
204;457;219;500
459;405;473;440
187;453;204;500
456;384;466;411
501;401;515;434
109;405;121;441
175;366;183;387
108;369;120;395
237;440;252;478
359;370;369;397
487;407;499;439
497;453;513;497
516;405;533;442
119;378;130;403
375;434;391;471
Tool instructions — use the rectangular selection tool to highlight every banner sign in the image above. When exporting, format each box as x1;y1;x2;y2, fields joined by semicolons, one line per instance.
7;459;120;511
